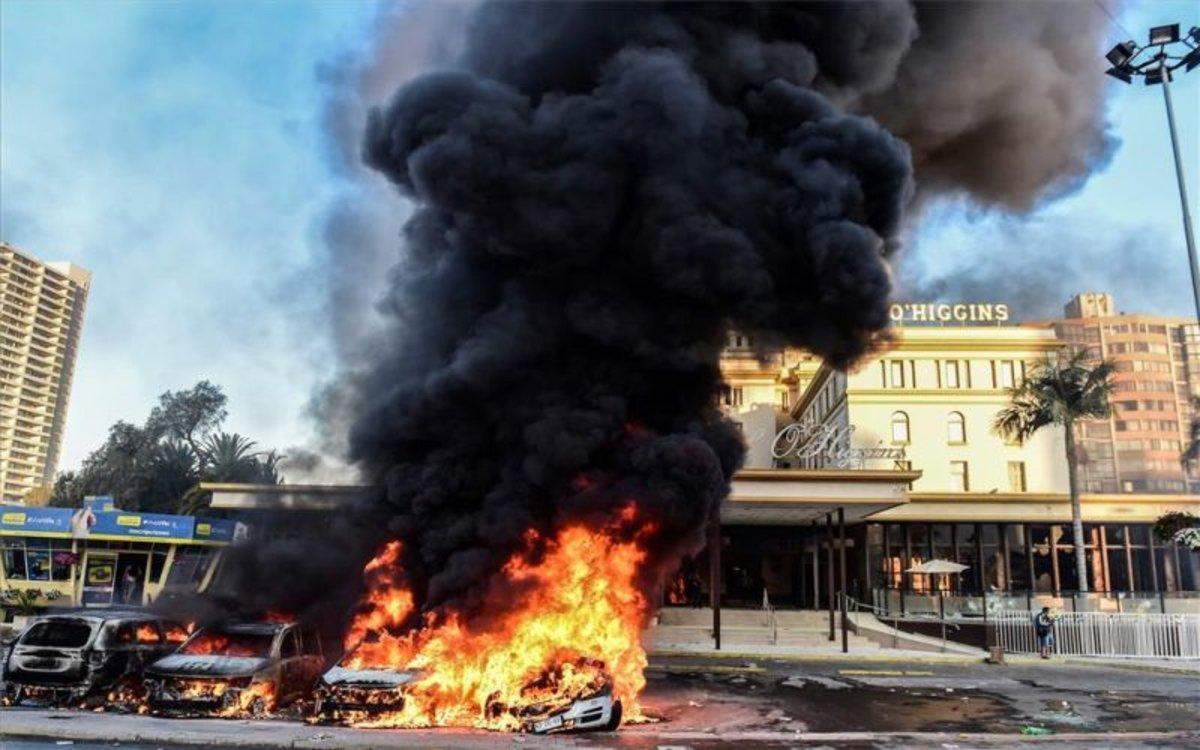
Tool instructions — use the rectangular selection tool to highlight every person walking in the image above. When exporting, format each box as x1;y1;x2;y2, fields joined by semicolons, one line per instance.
1033;606;1056;659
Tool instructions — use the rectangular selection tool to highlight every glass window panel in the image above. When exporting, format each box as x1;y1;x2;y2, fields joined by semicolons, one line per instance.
949;461;969;491
1006;525;1029;591
3;547;28;580
947;412;966;443
1107;549;1131;591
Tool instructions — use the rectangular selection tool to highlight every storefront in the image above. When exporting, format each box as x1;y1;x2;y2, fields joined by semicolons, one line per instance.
0;501;238;613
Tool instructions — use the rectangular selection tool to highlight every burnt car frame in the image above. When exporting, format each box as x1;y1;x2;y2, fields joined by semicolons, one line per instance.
2;610;187;706
143;621;324;716
313;658;622;734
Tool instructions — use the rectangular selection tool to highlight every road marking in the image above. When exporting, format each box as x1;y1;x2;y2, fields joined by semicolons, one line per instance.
651;664;766;673
838;669;934;676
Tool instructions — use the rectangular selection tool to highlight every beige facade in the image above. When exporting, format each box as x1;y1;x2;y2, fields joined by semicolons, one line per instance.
1032;292;1200;494
0;243;91;504
722;325;1069;494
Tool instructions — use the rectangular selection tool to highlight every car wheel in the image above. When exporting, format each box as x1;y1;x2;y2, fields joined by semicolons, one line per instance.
249;696;267;717
604;700;623;731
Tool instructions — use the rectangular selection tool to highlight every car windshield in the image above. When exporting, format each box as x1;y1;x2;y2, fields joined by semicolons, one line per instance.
178;629;274;658
21;620;94;648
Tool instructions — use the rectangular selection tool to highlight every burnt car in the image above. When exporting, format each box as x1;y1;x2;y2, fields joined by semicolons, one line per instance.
143;621;324;716
2;610;187;706
313;656;622;733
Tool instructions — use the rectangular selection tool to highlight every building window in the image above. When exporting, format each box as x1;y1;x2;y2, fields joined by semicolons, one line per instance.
891;411;910;444
1007;461;1027;492
999;360;1016;389
944;361;960;388
950;461;970;492
947;411;966;444
721;386;743;407
779;390;789;410
888;360;905;388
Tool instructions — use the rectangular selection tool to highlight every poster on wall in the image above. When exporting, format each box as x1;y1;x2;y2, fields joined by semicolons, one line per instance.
82;553;116;607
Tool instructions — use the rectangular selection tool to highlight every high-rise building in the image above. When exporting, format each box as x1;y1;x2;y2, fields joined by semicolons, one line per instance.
1;243;91;504
1037;293;1200;494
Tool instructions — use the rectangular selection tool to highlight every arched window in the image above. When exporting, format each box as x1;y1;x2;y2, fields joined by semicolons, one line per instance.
890;411;910;444
947;411;966;444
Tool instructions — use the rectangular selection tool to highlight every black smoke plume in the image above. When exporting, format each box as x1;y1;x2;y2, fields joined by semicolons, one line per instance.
184;2;1116;638
347;0;915;619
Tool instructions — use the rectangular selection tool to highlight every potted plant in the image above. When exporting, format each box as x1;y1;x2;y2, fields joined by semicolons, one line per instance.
1153;512;1200;552
2;587;64;630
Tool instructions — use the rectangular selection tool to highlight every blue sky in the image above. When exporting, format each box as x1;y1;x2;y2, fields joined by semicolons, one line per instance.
1;1;1197;472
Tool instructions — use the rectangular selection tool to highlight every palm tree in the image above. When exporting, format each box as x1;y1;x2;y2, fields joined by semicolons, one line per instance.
993;349;1114;593
1182;397;1200;477
200;432;259;482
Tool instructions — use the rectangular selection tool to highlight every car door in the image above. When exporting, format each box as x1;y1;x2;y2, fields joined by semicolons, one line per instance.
299;627;324;687
277;628;303;700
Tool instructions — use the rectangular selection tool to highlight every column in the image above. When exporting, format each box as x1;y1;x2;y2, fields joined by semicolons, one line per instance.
709;517;721;650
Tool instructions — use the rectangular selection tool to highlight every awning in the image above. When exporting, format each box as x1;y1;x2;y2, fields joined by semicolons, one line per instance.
726;469;917;525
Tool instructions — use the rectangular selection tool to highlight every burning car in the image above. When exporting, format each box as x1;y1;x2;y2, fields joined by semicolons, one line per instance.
312;652;622;733
143;620;324;716
2;610;187;706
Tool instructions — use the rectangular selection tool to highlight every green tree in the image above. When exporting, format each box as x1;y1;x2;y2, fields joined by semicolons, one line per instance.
993;350;1114;592
50;382;282;513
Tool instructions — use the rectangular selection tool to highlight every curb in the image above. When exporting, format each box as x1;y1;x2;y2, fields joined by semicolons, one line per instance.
647;648;985;664
1005;653;1200;677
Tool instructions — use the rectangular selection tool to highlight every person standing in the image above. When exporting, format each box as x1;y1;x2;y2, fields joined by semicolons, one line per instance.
1033;606;1056;659
120;567;140;605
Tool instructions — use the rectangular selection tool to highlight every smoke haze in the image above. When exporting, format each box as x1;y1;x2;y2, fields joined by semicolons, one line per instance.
196;2;1120;638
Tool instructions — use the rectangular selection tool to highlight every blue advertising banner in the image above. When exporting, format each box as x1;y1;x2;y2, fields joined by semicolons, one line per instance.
89;510;195;541
0;506;74;536
192;517;237;543
83;495;116;512
1;505;235;545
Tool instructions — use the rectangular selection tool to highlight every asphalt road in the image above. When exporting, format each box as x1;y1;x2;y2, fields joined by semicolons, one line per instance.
3;655;1199;748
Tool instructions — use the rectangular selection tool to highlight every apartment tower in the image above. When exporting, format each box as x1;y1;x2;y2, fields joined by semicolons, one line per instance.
1045;292;1200;494
0;243;91;503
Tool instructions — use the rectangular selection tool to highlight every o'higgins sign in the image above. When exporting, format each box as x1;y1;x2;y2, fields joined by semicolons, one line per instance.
889;302;1009;325
772;420;905;470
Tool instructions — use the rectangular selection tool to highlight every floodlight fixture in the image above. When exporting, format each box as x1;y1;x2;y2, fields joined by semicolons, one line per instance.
1104;66;1133;83
1106;41;1137;67
1149;23;1180;46
1102;20;1200;323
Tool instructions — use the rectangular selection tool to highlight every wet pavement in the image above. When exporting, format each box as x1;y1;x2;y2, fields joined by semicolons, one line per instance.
3;655;1199;748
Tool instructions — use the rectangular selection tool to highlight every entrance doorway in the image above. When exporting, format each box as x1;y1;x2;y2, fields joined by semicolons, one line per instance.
113;553;148;606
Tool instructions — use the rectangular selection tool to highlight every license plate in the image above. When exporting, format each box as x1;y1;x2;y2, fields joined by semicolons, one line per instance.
534;715;563;732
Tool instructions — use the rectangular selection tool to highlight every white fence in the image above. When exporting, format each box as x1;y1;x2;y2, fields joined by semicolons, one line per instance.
992;611;1200;659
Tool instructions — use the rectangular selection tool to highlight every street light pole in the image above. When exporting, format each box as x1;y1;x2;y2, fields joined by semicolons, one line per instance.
1159;64;1200;321
1104;24;1200;319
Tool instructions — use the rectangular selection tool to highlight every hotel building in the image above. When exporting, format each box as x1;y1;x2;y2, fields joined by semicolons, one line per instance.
0;243;91;504
718;307;1199;603
1032;292;1200;494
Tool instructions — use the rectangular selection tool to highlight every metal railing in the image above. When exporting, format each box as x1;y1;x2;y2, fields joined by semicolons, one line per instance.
873;588;1200;619
991;611;1200;659
762;589;778;645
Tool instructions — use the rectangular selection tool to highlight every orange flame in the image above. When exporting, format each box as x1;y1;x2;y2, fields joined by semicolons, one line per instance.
666;573;687;605
341;519;650;730
179;632;262;658
136;624;159;643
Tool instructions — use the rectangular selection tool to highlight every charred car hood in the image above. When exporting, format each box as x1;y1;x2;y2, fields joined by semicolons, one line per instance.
148;654;272;678
320;665;419;688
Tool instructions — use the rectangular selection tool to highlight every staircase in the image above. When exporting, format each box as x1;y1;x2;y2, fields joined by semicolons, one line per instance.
645;607;880;651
